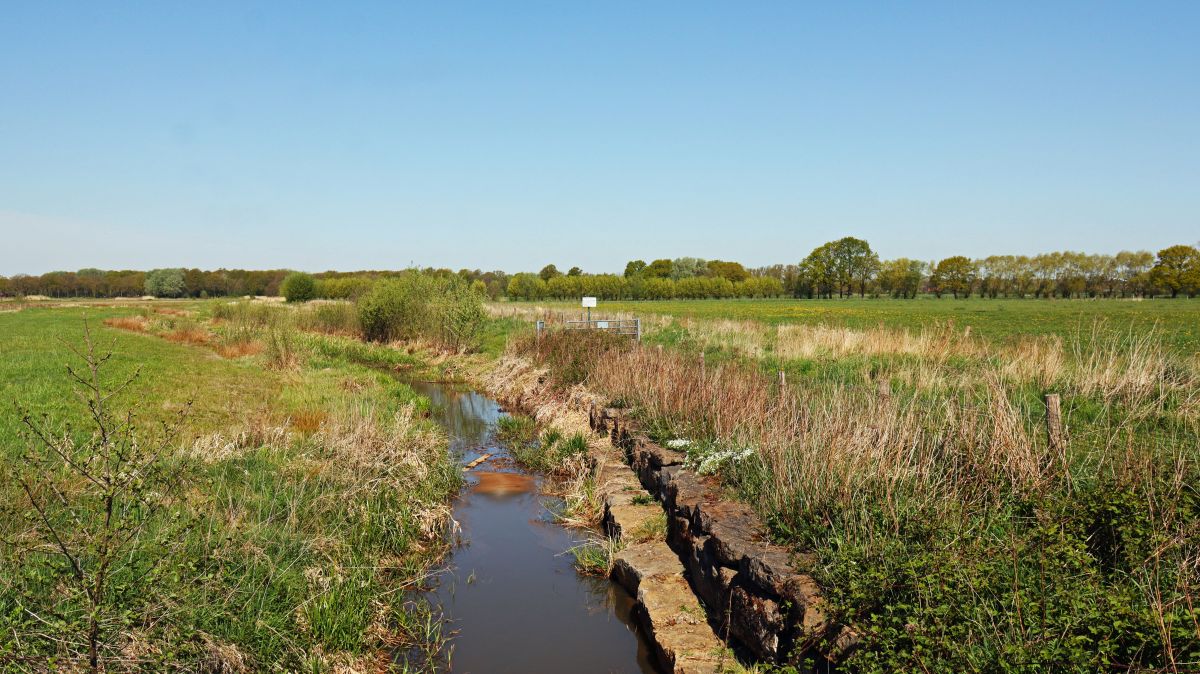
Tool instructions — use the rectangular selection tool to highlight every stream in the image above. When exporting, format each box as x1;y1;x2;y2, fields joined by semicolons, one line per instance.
404;381;659;673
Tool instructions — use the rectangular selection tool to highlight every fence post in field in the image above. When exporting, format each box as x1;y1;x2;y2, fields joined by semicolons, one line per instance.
1044;393;1064;453
778;370;786;389
877;378;891;402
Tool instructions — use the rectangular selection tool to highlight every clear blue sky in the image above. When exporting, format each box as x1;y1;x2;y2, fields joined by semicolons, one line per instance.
2;2;1197;275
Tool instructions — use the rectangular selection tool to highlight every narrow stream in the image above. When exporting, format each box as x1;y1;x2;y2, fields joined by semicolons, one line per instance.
406;381;659;674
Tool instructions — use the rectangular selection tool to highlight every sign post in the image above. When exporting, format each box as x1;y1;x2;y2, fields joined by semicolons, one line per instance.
581;296;597;322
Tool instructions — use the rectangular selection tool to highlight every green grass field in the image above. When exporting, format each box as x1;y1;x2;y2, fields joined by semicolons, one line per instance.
523;297;1200;352
511;296;1200;672
0;303;459;671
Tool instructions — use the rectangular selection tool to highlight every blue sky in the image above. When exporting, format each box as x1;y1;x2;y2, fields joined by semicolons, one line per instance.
1;2;1197;275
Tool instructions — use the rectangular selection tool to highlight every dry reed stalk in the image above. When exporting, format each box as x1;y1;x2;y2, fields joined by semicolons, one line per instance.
102;315;150;332
164;327;213;347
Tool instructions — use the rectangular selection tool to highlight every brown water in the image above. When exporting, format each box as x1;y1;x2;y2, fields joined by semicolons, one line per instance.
405;381;659;674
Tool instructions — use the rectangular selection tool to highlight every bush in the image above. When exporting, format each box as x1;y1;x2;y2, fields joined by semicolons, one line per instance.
281;272;316;303
357;273;486;350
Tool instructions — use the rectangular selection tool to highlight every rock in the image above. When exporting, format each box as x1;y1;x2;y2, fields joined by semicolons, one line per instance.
612;542;683;593
698;502;765;568
666;470;709;521
743;547;800;598
728;583;785;661
612;543;735;673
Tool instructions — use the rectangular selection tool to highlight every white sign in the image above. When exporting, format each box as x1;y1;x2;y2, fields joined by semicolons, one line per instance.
581;296;597;308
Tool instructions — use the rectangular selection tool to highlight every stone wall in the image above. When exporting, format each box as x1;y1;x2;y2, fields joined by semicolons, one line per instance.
590;406;860;669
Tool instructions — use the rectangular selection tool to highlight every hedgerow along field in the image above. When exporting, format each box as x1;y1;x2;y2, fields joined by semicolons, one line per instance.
0;301;463;671
509;297;1200;672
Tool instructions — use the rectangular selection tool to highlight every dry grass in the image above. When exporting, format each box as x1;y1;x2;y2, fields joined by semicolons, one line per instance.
214;340;264;359
289;409;328;434
516;323;1197;536
103;315;150;332
163;326;213;347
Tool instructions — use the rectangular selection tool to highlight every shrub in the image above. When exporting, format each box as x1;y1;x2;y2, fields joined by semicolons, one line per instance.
280;272;316;303
357;273;486;350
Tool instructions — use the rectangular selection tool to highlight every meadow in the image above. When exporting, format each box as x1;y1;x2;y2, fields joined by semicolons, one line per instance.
0;302;460;671
515;297;1200;352
509;296;1200;672
4;292;1197;672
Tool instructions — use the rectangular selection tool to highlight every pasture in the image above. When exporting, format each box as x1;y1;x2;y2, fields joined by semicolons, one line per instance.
519;297;1200;352
0;302;459;670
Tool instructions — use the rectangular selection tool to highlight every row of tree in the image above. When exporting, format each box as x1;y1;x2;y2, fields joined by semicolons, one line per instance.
523;243;1198;300
506;272;783;300
768;241;1199;299
0;266;513;301
3;244;1196;300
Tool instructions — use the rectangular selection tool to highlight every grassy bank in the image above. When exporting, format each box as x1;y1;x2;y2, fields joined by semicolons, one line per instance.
0;303;460;671
512;303;1200;672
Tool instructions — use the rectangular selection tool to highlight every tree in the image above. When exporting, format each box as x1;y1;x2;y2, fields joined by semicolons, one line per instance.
567;266;583;276
280;272;316;303
877;258;926;298
706;260;750;282
670;257;707;279
623;260;647;277
799;237;878;298
644;259;673;279
143;268;187;298
827;237;878;297
538;264;561;282
1149;245;1200;298
507;273;547;300
931;256;977;298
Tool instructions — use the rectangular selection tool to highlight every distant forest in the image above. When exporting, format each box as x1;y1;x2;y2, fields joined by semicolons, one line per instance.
3;240;1198;300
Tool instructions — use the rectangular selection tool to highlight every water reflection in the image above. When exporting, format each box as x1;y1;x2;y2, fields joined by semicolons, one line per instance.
401;380;659;673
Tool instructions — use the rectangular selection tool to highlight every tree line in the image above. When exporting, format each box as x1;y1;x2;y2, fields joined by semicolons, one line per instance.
515;241;1200;300
3;242;1197;301
0;267;511;300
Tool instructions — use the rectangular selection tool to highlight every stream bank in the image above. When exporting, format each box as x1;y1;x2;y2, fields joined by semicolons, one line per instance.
401;381;659;673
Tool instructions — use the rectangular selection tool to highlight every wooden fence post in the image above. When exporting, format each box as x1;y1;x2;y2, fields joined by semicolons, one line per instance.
1044;393;1064;453
778;370;786;388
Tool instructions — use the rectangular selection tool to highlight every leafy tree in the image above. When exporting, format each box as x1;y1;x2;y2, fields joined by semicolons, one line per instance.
280;272;316;303
143;268;187;298
644;259;673;279
706;260;750;282
623;260;647;277
1149;245;1200;298
828;237;879;297
670;257;707;279
567;266;583;276
931;256;978;298
877;258;926;298
507;272;547;300
538;264;562;281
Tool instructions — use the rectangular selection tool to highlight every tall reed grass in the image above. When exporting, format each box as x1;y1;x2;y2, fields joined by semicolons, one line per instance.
512;321;1200;671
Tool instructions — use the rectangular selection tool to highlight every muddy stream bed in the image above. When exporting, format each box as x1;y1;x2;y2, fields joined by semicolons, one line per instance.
402;381;659;673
